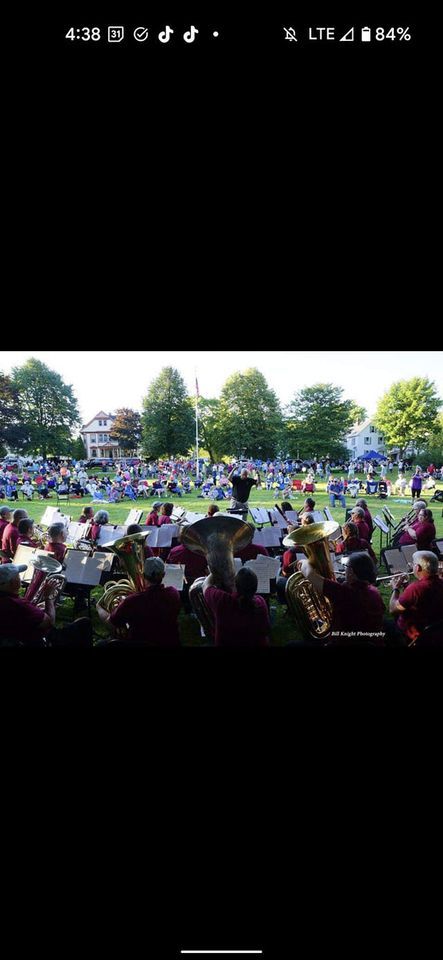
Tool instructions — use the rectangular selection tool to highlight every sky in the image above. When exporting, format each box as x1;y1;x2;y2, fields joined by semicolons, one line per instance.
2;351;442;426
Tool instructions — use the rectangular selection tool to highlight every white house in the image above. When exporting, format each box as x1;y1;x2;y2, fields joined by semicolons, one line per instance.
80;411;125;460
346;419;386;460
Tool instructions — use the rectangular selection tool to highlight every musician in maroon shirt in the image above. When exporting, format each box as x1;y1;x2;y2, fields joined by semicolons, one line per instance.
355;499;374;538
90;510;109;543
126;524;154;559
97;556;181;645
0;507;12;546
299;551;385;644
203;566;271;647
145;502;162;526
350;506;370;543
45;523;67;564
158;502;174;525
166;542;208;584
0;562;92;647
234;542;270;562
17;518;40;549
389;551;443;644
78;506;94;524
1;509;29;561
399;509;436;552
334;521;377;565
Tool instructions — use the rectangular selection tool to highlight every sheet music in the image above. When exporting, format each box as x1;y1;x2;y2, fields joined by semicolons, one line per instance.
156;524;179;547
312;511;324;523
64;550;114;585
285;510;299;524
163;564;185;590
250;507;271;525
97;525;128;545
261;528;282;547
13;546;50;582
243;559;271;594
182;511;206;524
66;521;91;545
269;508;287;529
374;516;389;535
124;509;143;526
40;506;63;526
254;555;281;578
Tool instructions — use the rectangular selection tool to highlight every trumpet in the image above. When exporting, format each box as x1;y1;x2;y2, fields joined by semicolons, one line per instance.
376;572;414;585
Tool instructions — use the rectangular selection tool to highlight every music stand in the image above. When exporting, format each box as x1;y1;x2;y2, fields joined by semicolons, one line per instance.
400;544;417;570
373;515;390;558
382;548;409;576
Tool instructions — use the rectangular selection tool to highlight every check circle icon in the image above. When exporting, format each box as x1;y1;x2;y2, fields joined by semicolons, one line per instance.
134;27;149;41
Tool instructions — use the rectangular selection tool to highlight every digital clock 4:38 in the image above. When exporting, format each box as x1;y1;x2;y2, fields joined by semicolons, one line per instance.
65;27;101;41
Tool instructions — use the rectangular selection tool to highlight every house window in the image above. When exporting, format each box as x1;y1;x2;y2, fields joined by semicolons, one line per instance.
370;425;375;433
378;435;384;443
103;421;107;427
352;438;356;446
364;437;370;445
91;448;97;456
90;436;96;443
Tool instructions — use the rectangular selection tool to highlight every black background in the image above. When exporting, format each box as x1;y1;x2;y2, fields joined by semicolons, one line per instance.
7;5;437;960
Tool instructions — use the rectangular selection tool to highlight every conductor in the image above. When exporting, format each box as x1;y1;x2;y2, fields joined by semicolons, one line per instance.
227;463;260;513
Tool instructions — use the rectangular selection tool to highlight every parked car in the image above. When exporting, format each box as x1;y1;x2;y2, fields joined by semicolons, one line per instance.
119;458;141;467
86;458;115;469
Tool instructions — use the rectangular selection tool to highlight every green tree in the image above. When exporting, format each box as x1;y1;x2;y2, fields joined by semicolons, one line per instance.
194;397;225;463
284;383;356;460
71;436;87;460
141;367;195;459
11;358;81;459
109;408;142;455
374;377;442;459
0;372;30;453
349;402;367;426
216;369;283;459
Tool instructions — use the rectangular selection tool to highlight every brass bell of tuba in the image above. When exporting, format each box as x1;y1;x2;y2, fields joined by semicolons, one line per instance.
24;555;65;605
99;531;152;615
181;514;254;641
283;520;339;641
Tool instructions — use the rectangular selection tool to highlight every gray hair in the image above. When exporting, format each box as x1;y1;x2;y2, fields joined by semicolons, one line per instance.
351;507;365;519
48;522;66;539
413;500;427;512
412;551;438;575
93;510;109;524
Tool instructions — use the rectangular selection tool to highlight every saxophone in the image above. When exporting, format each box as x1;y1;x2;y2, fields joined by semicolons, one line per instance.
283;520;339;641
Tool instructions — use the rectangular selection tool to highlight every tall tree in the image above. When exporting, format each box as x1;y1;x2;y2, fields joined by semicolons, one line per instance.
216;369;283;459
0;372;30;453
374;377;441;458
141;367;195;459
11;358;81;459
349;402;367;426
109;408;142;455
71;436;87;460
194;397;225;463
284;383;355;460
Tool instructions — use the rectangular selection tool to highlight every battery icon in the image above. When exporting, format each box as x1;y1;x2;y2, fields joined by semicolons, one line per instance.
361;26;371;41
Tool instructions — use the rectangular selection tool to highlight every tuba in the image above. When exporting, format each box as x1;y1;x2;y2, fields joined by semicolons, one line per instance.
181;514;254;641
24;555;65;605
283;520;339;641
99;531;151;615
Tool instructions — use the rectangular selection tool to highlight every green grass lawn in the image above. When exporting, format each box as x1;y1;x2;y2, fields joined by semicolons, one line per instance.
10;477;443;644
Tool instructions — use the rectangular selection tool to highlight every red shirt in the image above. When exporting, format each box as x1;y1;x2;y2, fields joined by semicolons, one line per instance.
234;544;270;562
90;523;102;541
166;544;207;583
109;583;181;646
323;579;385;640
354;519;370;542
158;515;172;525
204;585;271;647
0;518;11;542
397;576;443;635
17;534;40;549
45;542;67;564
145;512;160;527
2;523;21;559
282;547;299;577
362;509;374;537
399;520;436;550
0;594;46;645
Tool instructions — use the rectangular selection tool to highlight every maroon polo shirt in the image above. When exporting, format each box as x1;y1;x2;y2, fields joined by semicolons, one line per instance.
354;519;370;542
0;594;46;645
158;515;172;525
145;512;160;527
397;576;443;636
109;583;181;645
0;518;11;542
362;509;374;537
45;542;67;564
322;579;385;639
2;523;21;559
166;544;208;583
282;547;299;577
204;585;271;647
90;523;102;541
234;544;270;562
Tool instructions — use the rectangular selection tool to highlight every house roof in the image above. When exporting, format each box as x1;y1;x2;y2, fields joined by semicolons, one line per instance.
81;412;115;430
347;417;375;437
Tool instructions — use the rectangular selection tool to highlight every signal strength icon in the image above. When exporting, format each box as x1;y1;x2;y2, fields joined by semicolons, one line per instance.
339;27;354;41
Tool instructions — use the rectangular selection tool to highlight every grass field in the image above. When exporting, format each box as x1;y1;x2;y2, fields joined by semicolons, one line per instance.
9;477;443;644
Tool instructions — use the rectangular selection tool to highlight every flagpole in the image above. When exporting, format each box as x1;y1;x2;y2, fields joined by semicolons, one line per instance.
195;374;200;481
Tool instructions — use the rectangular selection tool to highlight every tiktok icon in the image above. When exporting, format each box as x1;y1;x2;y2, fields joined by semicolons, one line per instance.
183;26;199;43
158;25;174;42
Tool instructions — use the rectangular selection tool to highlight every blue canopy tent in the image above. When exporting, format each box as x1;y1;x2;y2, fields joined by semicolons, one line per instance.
365;450;384;460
